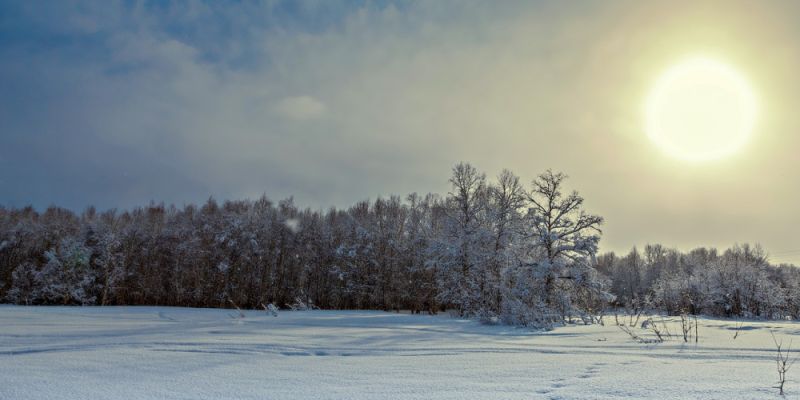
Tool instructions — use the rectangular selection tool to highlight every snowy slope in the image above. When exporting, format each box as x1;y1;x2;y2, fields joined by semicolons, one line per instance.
0;306;796;399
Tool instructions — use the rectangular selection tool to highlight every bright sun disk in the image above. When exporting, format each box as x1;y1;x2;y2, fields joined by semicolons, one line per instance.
645;57;757;162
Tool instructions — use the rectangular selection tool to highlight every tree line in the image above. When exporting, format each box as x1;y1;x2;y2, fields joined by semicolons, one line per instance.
599;243;800;319
1;163;798;326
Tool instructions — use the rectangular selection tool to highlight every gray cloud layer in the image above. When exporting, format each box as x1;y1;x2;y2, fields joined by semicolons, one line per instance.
2;0;800;262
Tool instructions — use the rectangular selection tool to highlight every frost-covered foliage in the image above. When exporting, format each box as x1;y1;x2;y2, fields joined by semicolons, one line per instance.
8;238;95;305
598;243;800;319
429;165;608;328
0;195;443;310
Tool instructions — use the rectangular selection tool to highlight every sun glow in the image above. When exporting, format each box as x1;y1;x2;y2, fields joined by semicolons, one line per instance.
645;57;757;162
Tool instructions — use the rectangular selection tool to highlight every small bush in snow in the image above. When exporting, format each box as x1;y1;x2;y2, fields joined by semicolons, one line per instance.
290;297;319;311
262;303;279;317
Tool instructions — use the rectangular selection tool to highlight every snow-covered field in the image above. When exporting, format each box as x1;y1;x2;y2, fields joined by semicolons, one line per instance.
0;306;797;399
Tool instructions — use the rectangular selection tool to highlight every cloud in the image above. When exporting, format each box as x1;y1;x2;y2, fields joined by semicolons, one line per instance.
274;95;327;120
1;0;800;261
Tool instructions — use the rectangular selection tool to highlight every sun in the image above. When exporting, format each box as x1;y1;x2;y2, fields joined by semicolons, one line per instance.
644;57;757;162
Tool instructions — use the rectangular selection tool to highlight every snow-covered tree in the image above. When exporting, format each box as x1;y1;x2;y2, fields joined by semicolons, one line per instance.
531;170;605;312
433;163;492;316
33;238;96;305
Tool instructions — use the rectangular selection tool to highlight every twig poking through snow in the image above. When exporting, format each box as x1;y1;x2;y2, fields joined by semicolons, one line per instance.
228;299;245;319
733;321;744;340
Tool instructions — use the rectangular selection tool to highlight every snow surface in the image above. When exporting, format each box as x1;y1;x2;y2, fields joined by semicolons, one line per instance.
0;306;797;399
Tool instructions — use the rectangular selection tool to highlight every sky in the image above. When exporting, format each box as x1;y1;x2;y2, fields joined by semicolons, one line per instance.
1;0;800;263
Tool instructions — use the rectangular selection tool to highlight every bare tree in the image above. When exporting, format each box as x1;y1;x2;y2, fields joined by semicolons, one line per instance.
772;332;795;396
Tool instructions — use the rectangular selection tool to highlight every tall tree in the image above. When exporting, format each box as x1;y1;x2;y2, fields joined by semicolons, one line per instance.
523;170;605;320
